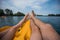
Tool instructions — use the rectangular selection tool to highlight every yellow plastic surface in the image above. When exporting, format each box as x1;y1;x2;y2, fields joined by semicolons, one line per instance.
0;20;31;40
0;26;11;32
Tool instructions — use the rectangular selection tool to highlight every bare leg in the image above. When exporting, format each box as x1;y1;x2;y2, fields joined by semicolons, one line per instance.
0;29;10;38
30;11;60;40
30;19;42;40
0;14;29;40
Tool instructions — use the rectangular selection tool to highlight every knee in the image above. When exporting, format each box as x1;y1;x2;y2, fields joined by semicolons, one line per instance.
45;24;53;29
46;23;52;26
32;26;40;32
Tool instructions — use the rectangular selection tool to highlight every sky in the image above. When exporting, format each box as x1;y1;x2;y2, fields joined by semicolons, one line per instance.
0;0;60;15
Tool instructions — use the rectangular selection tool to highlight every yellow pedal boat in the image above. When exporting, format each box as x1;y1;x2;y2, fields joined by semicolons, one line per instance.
0;20;31;40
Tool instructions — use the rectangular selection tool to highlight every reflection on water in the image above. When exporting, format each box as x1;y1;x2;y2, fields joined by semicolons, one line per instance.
0;16;23;27
0;16;60;34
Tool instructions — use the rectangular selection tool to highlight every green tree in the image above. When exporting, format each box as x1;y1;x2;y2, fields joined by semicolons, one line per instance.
14;12;25;16
10;10;13;15
56;14;60;16
0;9;5;16
48;14;55;16
5;9;13;16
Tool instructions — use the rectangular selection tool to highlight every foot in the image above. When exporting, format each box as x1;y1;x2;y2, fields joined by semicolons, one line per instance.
13;14;29;29
32;10;36;16
30;10;36;19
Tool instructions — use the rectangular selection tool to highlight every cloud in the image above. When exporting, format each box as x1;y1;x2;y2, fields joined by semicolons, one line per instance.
0;0;49;10
11;0;49;10
0;0;51;14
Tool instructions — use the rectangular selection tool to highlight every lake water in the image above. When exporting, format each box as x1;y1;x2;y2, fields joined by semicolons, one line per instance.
0;16;60;34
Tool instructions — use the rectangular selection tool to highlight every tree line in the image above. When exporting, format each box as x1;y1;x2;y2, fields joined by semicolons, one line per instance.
0;9;60;16
48;14;60;16
0;9;25;16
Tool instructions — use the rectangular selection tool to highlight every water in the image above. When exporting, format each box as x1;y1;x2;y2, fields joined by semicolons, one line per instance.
0;16;60;34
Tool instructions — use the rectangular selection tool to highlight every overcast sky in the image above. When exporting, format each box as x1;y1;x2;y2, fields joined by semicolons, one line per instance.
0;0;60;15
